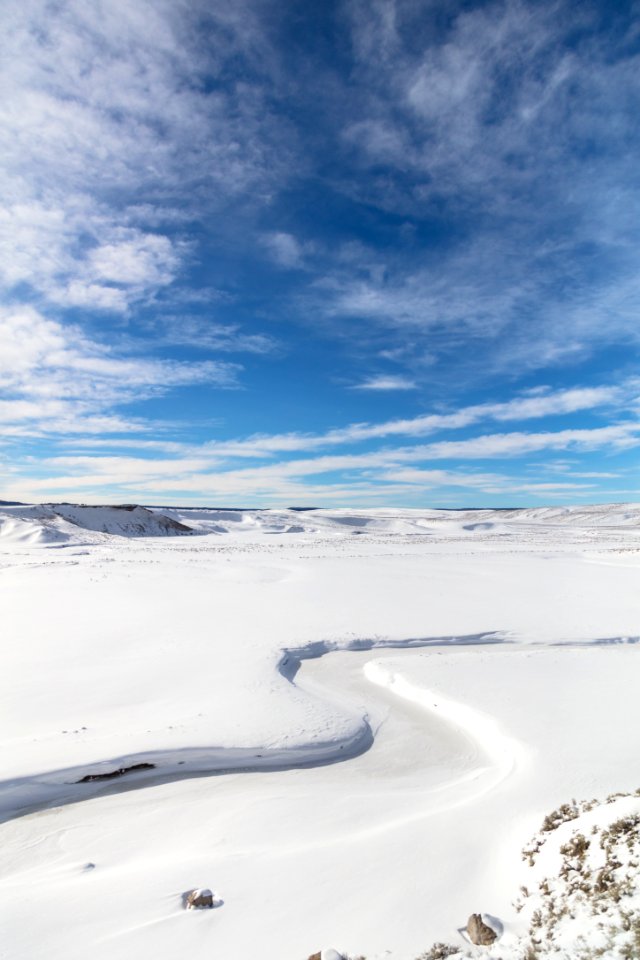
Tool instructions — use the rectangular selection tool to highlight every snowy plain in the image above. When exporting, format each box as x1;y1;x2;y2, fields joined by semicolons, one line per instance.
1;501;639;959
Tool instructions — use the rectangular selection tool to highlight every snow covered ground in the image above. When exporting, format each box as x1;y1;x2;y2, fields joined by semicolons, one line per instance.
1;502;639;959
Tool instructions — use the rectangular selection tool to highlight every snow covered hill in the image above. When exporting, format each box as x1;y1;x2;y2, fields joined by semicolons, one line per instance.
1;500;639;545
0;503;193;542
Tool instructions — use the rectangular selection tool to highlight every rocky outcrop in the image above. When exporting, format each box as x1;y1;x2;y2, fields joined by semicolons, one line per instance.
466;913;497;945
49;503;193;536
186;888;214;909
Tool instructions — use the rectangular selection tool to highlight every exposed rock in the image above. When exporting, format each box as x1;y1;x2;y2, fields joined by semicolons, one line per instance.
186;888;214;909
77;762;155;783
307;952;343;960
466;913;497;945
49;503;193;536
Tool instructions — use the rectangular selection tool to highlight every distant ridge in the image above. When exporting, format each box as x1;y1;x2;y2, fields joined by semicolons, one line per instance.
47;503;193;536
0;503;193;542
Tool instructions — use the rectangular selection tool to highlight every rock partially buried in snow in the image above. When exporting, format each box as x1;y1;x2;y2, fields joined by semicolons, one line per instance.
77;761;156;783
185;888;214;909
466;913;497;945
307;951;343;960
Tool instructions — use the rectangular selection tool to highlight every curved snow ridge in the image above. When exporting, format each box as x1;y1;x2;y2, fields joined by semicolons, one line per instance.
363;659;528;787
1;632;510;824
277;630;509;682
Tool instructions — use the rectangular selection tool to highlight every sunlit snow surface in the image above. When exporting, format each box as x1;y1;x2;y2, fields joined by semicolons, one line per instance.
1;503;639;959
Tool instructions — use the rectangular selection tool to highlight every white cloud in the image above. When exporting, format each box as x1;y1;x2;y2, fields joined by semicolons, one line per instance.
342;119;411;167
88;234;179;287
0;0;290;315
0;0;283;203
0;306;241;436
156;317;278;355
375;467;508;489
326;0;640;372
59;438;190;453
199;383;632;458
352;375;417;391
262;232;311;269
56;282;131;312
484;387;625;422
7;420;636;504
0;198;186;313
378;467;595;494
418;425;639;460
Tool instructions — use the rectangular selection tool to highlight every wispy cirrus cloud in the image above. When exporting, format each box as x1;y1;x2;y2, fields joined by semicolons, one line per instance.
293;0;640;375
0;0;290;315
261;232;314;269
352;375;418;391
153;317;278;356
195;382;636;458
5;419;637;504
1;0;285;205
0;306;241;437
44;380;627;459
2;1;639;508
0;0;297;461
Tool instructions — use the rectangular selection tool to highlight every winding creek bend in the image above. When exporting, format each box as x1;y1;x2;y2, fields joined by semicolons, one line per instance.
3;638;640;960
0;632;517;826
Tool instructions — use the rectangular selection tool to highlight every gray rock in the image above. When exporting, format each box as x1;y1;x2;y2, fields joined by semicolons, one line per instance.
186;888;214;909
466;913;497;945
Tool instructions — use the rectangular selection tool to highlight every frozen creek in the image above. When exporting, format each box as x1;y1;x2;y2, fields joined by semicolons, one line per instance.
2;641;640;960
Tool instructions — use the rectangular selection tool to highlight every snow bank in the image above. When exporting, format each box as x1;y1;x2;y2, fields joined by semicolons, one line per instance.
364;659;527;789
0;513;67;544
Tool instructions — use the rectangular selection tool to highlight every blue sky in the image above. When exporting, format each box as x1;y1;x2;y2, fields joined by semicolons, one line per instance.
1;0;639;506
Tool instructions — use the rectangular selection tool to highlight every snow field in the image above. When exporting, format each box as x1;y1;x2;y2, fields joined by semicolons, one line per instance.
1;503;639;958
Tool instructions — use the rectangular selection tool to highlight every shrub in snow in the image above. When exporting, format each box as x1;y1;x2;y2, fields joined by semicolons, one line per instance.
416;945;460;959
512;789;640;958
413;790;640;960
